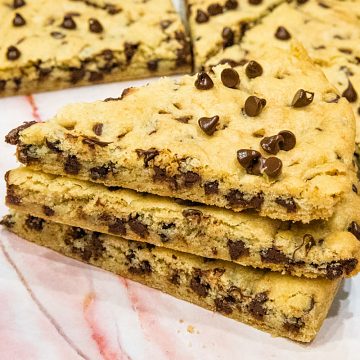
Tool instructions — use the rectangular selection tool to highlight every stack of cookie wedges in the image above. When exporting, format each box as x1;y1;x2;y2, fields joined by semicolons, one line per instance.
3;39;360;342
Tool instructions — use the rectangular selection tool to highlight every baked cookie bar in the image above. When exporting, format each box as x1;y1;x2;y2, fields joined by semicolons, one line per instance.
6;45;355;222
6;167;360;279
1;211;341;342
0;0;191;97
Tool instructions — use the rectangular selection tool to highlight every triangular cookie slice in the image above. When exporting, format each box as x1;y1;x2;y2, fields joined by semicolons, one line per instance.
6;44;355;222
0;0;191;96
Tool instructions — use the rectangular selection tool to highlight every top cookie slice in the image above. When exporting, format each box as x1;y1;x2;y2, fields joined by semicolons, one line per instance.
7;44;355;222
0;0;191;96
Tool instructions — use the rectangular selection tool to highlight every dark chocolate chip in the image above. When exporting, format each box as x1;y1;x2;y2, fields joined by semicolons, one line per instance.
338;48;352;55
248;292;268;320
0;80;6;91
129;260;152;275
175;116;192;123
25;215;44;231
82;137;112;148
6;46;21;61
207;3;223;16
64;155;81;175
204;180;219;195
153;166;177;190
136;148;159;167
352;184;358;194
215;59;242;67
68;227;86;239
248;0;263;4
13;0;25;8
318;1;330;8
89;71;104;82
291;89;314;107
92;123;103;136
244;96;266;117
342;80;358;103
222;27;234;48
61;15;76;30
0;215;15;228
215;297;234;314
260;135;284;155
245;60;263;79
6;187;21;205
183;171;201;187
13;13;26;27
50;31;66;39
124;42;139;63
236;149;262;175
275;197;297;213
278;130;296;151
5;121;37;145
348;221;360;240
225;190;264;209
195;9;209;23
198;115;220;135
190;273;210;297
46;139;62;153
227;240;249;260
147;60;159;72
262;157;282;177
275;26;291;40
90;165;111;180
260;248;288;264
297;0;309;4
182;209;202;223
129;219;149;238
169;271;180;285
89;18;103;33
283;318;305;332
225;0;238;10
70;67;85;84
195;71;214;90
221;68;240;88
108;218;126;236
43;205;55;216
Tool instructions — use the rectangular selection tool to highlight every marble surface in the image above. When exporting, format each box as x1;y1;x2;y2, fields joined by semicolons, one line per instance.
0;1;359;357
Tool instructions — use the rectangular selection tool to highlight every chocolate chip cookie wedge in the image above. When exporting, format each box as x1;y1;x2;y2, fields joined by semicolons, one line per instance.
1;211;341;342
7;45;355;222
185;0;286;70
0;0;191;97
6;167;360;279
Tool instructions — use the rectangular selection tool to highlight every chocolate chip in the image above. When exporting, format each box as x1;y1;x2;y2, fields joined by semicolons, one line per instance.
275;26;291;40
43;206;55;216
50;31;65;39
68;227;86;239
248;292;268;320
89;71;103;82
190;273;210;297
13;13;26;26
198;116;220;135
215;59;242;67
0;80;6;91
6;46;21;61
342;80;358;103
129;219;149;238
183;171;201;187
275;197;297;213
82;137;112;148
13;0;25;8
195;71;214;90
245;60;263;79
260;248;288;264
45;139;62;153
89;18;103;33
248;0;263;4
108;218;126;235
348;221;360;240
136;148;159;167
261;131;296;154
5;121;37;145
195;9;209;23
147;60;159;72
153;166;177;190
204;180;219;195
225;0;238;9
182;209;202;223
237;149;262;175
262;157;282;177
70;67;85;84
326;262;345;279
25;215;44;231
207;3;223;15
244;96;266;116
129;260;152;275
283;318;305;332
61;15;76;30
64;155;81;175
169;271;180;285
0;215;15;228
106;4;121;15
227;240;249;260
352;184;358;194
222;27;234;48
215;297;234;314
92;123;103;136
297;0;309;4
90;165;111;180
124;42;139;63
318;1;330;8
221;68;240;88
291;89;314;107
175;116;192;124
6;187;21;205
225;190;264;209
278;130;296;151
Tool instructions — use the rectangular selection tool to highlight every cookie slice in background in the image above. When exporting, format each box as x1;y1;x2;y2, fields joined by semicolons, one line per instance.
5;167;360;279
1;211;342;342
0;0;191;97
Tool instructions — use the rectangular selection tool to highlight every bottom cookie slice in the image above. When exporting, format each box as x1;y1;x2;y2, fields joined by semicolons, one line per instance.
1;211;341;342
